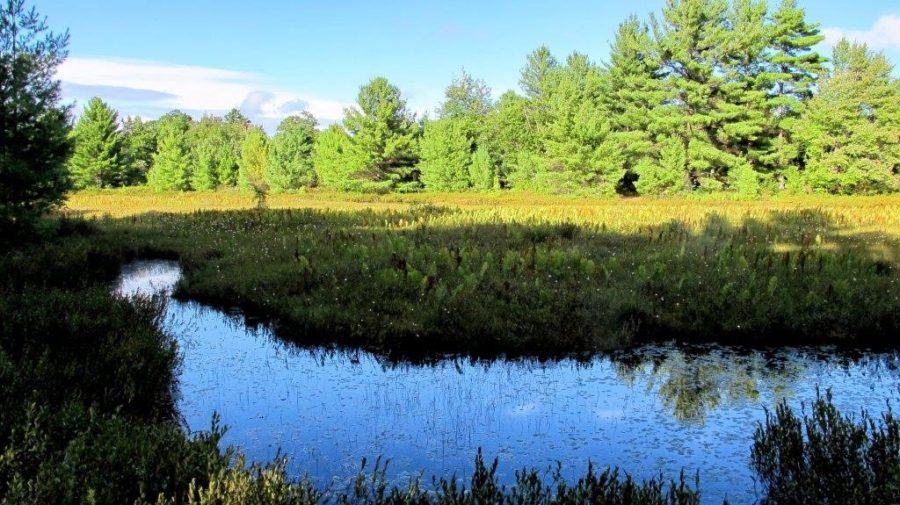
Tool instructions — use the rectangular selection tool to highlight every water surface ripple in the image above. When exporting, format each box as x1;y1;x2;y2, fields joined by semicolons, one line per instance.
115;260;900;504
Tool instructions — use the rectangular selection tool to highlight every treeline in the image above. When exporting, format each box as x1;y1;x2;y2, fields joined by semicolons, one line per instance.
68;0;900;196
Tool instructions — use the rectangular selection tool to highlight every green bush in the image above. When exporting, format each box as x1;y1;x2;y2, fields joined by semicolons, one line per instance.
751;392;900;505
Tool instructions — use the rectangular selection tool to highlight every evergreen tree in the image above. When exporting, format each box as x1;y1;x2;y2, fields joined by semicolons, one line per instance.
635;136;686;194
68;97;128;188
420;70;495;191
218;108;250;186
760;0;826;184
267;112;318;191
534;53;624;193
188;115;230;191
0;0;71;228
439;69;493;119
468;146;497;191
122;116;156;185
418;118;473;191
238;126;269;190
313;124;359;190
482;91;532;187
795;40;900;194
147;111;191;191
650;0;765;191
519;46;559;100
602;16;662;191
336;77;420;191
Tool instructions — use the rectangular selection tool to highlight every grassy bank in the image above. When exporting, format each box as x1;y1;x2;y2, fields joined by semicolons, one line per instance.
0;224;708;503
71;189;900;356
2;203;897;503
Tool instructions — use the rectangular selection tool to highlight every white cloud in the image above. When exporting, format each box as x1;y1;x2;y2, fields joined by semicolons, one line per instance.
57;57;352;125
823;14;900;52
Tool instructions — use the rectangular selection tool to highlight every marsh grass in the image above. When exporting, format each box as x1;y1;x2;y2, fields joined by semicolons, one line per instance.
74;190;900;356
2;207;898;504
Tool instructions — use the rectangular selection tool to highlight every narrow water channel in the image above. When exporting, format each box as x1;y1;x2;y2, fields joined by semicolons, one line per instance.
115;260;900;504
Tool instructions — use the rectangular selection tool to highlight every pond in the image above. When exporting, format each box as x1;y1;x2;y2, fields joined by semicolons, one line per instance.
115;260;900;504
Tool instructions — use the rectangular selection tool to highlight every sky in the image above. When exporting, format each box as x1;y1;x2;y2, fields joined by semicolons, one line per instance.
40;0;900;131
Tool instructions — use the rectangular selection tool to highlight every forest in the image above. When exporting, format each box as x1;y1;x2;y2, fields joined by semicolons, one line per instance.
67;0;899;197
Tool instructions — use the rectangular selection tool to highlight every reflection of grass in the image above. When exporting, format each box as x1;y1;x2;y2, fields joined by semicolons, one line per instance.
72;189;899;356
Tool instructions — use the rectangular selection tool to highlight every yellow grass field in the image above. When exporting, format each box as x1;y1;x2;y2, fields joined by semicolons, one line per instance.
65;188;900;261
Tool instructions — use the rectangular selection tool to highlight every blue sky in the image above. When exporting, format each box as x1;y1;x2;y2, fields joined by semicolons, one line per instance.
43;0;900;130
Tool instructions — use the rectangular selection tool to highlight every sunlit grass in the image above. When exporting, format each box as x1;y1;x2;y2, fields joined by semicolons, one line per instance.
64;189;899;354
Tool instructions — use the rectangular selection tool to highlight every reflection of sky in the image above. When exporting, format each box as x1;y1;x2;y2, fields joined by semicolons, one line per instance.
116;261;900;505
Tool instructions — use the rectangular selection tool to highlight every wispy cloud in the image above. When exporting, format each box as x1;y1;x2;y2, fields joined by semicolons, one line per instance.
57;57;352;127
823;14;900;53
62;83;177;102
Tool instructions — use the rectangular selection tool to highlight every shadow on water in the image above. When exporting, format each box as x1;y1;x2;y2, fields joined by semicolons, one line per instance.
115;259;900;505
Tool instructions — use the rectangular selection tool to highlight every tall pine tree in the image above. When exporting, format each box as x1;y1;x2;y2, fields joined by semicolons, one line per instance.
0;0;71;227
335;77;420;191
761;0;826;187
267;112;318;191
795;40;899;194
68;97;128;188
418;118;473;191
603;16;666;194
122;116;156;185
238;126;269;190
147;111;191;191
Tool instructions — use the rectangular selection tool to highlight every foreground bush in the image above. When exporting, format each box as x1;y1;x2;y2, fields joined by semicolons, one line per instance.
751;392;900;505
144;451;700;505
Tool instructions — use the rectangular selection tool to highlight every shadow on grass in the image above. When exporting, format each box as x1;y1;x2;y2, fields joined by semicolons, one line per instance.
90;204;899;359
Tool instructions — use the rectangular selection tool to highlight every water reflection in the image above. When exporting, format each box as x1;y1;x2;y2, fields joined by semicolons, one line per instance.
115;260;900;505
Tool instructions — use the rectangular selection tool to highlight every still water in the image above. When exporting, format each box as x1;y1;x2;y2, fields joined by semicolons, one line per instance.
115;260;899;504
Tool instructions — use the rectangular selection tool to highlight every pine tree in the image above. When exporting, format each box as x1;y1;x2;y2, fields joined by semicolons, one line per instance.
635;136;686;194
122;116;156;185
439;69;493;120
147;111;191;191
218;108;250;186
418;118;473;191
468;145;497;191
238;126;269;190
602;15;662;192
795;40;899;194
313;124;360;190
535;52;624;194
519;46;559;100
419;70;495;192
760;0;826;184
189;115;230;191
0;0;71;228
68;97;128;188
267;112;318;191
340;77;420;191
482;91;532;187
651;0;765;191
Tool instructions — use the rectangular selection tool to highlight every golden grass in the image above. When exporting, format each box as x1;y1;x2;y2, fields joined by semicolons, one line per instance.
65;189;900;255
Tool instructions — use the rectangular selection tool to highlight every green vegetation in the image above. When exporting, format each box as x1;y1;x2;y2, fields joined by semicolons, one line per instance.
3;0;899;502
266;113;318;191
1;227;894;504
66;191;897;356
0;0;71;231
68;97;129;189
752;392;900;505
64;0;900;197
0;223;707;505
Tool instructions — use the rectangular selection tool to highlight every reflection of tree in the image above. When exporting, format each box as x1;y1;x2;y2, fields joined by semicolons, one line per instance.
613;346;807;424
